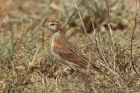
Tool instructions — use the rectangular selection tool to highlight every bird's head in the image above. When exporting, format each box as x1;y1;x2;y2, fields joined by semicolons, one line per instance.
42;21;61;32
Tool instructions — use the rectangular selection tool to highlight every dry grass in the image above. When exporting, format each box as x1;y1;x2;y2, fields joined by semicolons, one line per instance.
0;0;140;93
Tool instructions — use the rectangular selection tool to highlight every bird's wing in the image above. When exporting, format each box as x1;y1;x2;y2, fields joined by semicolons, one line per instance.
53;43;88;67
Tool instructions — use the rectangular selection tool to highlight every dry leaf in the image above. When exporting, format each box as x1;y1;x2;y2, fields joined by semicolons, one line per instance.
14;66;25;73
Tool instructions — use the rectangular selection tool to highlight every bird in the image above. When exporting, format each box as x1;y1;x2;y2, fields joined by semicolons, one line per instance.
42;21;101;73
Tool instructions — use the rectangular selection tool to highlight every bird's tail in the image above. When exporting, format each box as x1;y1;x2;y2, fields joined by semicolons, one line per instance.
90;63;102;73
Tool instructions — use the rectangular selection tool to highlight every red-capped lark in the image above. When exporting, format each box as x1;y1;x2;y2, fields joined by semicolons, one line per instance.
42;21;101;73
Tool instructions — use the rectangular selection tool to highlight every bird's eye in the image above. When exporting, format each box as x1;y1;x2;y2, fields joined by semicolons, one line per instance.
50;24;54;26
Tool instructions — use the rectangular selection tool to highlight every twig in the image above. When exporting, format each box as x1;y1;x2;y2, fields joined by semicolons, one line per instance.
62;0;83;30
73;0;94;45
93;29;109;66
99;62;126;87
107;23;116;70
0;15;7;49
86;0;110;67
99;62;118;76
78;40;103;50
129;0;140;71
105;0;111;22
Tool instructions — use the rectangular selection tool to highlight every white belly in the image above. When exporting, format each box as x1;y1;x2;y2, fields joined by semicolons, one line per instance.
51;48;78;68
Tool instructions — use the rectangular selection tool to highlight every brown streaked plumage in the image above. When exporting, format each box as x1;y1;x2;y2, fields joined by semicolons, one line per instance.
42;21;101;72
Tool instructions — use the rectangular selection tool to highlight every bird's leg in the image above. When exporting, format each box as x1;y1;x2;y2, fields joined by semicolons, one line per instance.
69;66;80;77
